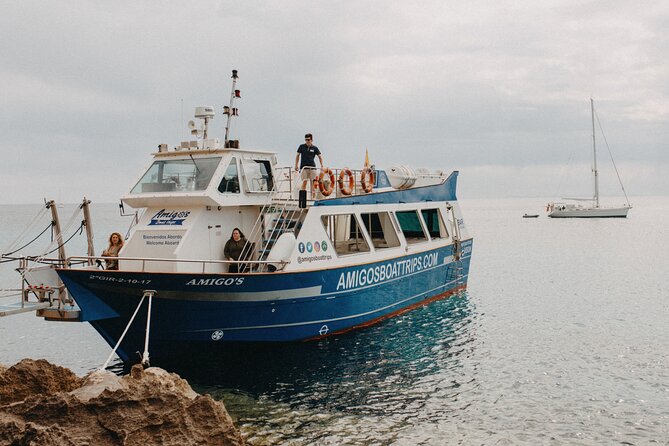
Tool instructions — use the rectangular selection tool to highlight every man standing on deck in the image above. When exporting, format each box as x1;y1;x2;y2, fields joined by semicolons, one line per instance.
295;133;324;208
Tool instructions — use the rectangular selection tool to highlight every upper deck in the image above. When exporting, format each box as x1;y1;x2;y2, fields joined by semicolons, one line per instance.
121;142;454;210
122;146;279;208
112;95;465;274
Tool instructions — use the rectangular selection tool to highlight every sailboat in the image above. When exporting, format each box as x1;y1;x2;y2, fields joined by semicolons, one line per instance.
547;99;632;218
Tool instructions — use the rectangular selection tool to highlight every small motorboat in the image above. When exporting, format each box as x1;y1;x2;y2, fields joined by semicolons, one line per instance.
523;213;539;218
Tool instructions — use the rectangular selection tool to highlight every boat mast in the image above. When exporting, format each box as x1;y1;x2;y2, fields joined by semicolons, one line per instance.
48;200;66;265
591;98;600;208
223;69;240;147
81;197;95;266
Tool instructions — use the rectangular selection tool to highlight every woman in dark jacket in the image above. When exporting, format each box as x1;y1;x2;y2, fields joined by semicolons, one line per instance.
224;228;248;273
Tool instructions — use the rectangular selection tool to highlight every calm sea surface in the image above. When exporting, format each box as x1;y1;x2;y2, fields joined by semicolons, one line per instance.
1;197;668;445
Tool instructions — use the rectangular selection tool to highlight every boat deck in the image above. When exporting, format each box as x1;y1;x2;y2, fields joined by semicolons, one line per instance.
0;300;52;317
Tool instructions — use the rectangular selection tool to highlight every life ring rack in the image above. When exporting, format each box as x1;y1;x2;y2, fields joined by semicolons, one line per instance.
317;167;336;197
360;166;375;193
337;168;355;196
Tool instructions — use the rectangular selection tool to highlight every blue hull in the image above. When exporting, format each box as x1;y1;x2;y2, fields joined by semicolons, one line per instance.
58;240;472;364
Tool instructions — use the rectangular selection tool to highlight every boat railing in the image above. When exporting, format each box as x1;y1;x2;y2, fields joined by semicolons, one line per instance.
274;165;377;201
66;256;288;274
0;256;74;317
243;165;378;271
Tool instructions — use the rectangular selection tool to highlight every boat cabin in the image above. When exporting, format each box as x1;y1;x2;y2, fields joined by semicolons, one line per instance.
115;137;465;275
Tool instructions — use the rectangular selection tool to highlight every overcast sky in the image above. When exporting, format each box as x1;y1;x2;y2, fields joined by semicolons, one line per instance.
1;1;667;205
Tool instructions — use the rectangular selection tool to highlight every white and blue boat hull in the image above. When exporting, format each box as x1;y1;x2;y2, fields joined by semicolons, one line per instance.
58;241;472;363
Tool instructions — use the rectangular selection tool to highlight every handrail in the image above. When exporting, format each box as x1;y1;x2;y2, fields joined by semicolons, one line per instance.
242;166;304;271
67;255;286;265
66;255;288;273
242;165;378;271
275;165;379;200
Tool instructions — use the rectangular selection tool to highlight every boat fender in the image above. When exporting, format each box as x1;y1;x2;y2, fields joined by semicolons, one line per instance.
360;166;375;193
266;233;296;271
317;168;336;196
337;168;355;196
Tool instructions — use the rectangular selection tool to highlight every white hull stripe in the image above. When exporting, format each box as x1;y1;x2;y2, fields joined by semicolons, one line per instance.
190;274;468;333
154;286;323;302
146;254;470;302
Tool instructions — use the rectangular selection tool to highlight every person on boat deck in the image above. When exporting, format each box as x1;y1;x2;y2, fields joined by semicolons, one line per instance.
102;232;124;270
224;228;249;273
295;133;324;191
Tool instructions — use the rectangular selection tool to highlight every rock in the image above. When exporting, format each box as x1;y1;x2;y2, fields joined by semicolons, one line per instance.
0;359;245;446
0;358;82;405
70;369;125;403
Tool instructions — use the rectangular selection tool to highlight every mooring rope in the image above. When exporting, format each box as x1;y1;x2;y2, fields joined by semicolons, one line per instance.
41;222;85;257
0;206;50;297
22;206;85;270
101;293;147;370
2;222;54;258
141;291;155;368
100;290;156;370
1;205;50;256
2;220;85;268
0;203;87;303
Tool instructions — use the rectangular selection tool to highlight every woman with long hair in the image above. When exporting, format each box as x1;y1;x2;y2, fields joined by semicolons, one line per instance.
224;228;248;273
102;232;124;270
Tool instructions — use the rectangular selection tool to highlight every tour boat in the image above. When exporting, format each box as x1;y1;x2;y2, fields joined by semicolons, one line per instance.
5;72;473;365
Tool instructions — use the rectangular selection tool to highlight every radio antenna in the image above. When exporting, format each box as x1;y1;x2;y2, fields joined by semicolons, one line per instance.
223;69;240;146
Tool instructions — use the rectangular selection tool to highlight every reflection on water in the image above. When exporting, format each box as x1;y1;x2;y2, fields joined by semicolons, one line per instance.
6;199;669;443
155;294;477;445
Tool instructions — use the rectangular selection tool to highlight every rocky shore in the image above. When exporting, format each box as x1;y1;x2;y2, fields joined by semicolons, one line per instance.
0;359;245;445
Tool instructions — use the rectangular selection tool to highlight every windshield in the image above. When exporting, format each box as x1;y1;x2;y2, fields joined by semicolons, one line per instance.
130;157;222;194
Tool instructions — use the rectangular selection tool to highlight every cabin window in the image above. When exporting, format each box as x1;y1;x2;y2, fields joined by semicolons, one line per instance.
240;159;274;193
218;157;240;193
421;209;448;239
360;212;401;249
130;157;222;194
395;210;428;244
321;214;371;256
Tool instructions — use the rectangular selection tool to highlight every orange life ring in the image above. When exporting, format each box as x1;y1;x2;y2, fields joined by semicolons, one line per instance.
337;168;355;196
360;167;375;193
317;167;336;196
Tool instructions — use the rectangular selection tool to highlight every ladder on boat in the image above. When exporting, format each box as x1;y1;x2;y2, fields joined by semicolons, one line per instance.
242;168;306;271
447;203;466;294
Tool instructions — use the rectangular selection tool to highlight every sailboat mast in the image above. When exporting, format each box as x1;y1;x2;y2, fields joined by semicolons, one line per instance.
591;98;600;208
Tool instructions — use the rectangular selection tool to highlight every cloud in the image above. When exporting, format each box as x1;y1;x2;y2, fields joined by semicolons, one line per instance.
0;0;667;204
460;161;668;199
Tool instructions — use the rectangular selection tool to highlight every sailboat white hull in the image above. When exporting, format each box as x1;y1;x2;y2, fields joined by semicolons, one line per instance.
548;206;630;218
549;99;631;219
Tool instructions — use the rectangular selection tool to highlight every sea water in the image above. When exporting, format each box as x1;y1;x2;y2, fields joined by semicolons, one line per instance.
1;197;667;445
